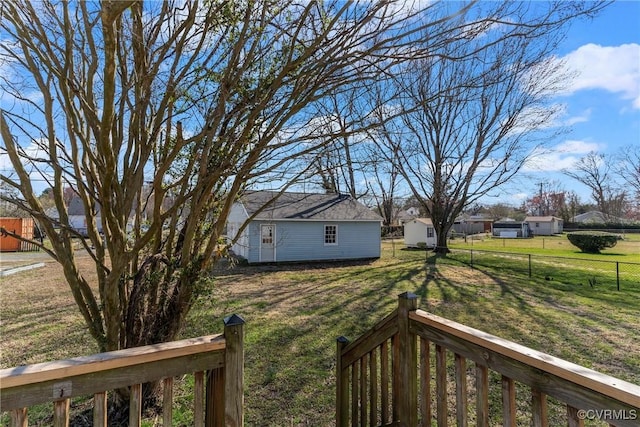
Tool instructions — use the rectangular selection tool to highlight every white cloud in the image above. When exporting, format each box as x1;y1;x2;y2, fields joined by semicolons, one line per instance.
0;140;55;193
554;139;601;154
564;108;592;126
559;43;640;108
510;192;528;201
523;139;602;172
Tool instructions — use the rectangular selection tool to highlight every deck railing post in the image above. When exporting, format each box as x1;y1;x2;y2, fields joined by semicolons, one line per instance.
223;314;245;427
336;336;350;427
396;292;418;426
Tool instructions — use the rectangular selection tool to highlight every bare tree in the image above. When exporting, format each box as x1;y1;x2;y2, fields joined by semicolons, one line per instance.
375;1;607;253
303;87;374;198
523;180;575;220
0;0;468;375
363;106;406;226
617;145;640;202
563;151;628;219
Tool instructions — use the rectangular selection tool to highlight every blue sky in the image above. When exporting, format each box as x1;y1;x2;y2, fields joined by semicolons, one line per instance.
506;1;640;206
1;1;638;209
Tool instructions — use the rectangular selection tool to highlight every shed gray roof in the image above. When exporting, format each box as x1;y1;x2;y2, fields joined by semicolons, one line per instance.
524;216;562;222
240;191;382;221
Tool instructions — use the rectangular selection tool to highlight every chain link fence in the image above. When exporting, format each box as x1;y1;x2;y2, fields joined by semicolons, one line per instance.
449;249;640;291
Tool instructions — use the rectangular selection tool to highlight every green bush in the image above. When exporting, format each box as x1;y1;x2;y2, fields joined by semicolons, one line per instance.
567;231;620;253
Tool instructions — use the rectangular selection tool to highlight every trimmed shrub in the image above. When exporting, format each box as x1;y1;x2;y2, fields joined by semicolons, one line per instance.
567;231;620;254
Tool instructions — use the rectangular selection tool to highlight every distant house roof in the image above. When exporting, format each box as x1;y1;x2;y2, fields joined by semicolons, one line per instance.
67;196;85;216
525;216;562;222
409;218;433;226
239;191;383;221
67;196;101;216
397;209;418;221
572;211;628;224
455;214;493;223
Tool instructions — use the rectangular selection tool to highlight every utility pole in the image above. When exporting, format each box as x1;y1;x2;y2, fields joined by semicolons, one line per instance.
538;182;544;216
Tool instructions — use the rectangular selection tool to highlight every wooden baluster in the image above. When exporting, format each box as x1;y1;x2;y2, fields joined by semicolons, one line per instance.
566;405;585;427
436;344;447;427
455;354;468;427
10;408;27;427
420;338;431;427
93;391;107;427
475;364;489;427
206;367;224;427
360;354;367;427
392;333;400;422
53;398;70;427
531;388;548;427
381;339;390;425
352;359;359;427
369;349;378;427
129;383;142;427
163;377;174;427
501;376;516;427
194;371;205;427
336;336;350;427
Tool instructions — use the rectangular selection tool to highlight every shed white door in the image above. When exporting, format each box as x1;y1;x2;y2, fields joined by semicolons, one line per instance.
260;224;275;262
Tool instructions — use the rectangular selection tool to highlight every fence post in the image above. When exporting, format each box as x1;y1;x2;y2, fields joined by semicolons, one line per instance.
528;254;532;278
616;262;620;291
396;292;418;427
224;314;245;427
470;249;474;268
336;336;350;427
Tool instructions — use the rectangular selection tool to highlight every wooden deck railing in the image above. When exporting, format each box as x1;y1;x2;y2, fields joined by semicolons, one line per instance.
1;314;245;427
337;293;640;427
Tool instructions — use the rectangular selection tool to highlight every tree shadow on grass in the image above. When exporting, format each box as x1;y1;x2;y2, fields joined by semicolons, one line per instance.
187;250;640;423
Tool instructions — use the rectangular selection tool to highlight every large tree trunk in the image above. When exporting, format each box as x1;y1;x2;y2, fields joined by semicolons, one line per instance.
433;222;452;255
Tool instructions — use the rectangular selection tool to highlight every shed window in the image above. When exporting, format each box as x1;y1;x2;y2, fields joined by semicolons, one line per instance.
427;227;434;238
324;225;337;245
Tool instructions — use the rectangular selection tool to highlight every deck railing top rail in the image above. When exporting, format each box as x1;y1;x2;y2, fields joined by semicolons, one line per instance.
410;309;640;407
0;334;225;389
1;314;245;427
337;293;640;427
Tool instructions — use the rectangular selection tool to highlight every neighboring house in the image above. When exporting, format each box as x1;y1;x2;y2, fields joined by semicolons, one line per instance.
403;218;437;248
525;216;563;236
396;207;420;226
67;197;103;236
452;214;493;235
492;220;531;238
42;198;104;236
571;211;629;224
227;191;383;263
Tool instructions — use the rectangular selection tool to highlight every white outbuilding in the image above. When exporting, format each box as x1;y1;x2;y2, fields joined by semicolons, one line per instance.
403;218;437;248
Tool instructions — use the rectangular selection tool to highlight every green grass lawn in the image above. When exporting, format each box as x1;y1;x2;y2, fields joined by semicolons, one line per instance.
2;239;639;426
183;241;640;425
448;232;640;262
